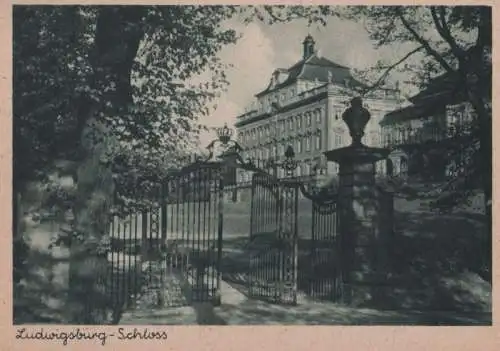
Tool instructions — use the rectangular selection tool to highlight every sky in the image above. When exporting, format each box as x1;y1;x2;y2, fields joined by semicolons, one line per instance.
196;15;418;147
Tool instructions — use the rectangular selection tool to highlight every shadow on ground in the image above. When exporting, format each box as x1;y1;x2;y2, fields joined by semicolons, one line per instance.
378;208;491;312
214;298;491;325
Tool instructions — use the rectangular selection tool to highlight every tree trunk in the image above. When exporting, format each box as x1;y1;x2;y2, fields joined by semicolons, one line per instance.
67;7;145;324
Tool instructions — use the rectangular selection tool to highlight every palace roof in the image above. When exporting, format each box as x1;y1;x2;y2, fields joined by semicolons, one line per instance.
255;53;366;97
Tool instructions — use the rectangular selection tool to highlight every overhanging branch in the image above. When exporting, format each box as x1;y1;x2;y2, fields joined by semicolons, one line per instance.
397;9;455;73
359;45;424;96
430;6;466;60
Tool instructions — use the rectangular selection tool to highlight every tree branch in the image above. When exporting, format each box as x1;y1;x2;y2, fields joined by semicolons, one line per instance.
430;6;466;60
359;45;424;96
397;9;455;73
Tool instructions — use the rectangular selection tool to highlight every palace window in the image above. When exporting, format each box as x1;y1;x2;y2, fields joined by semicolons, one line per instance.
315;132;322;150
306;113;312;126
335;134;342;147
315;110;322;124
335;111;340;120
297;137;302;153
296;115;302;129
305;136;311;151
289;119;294;131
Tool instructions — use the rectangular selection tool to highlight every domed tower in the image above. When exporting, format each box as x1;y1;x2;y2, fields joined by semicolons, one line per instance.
302;34;316;60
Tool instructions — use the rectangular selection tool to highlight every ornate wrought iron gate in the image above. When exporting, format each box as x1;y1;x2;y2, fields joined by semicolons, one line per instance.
107;156;343;317
248;172;299;305
107;162;224;316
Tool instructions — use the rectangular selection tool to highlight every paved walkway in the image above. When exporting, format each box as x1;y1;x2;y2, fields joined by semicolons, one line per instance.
119;280;491;326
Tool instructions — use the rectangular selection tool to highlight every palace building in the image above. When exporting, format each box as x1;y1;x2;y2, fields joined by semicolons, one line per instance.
380;72;488;181
234;35;402;183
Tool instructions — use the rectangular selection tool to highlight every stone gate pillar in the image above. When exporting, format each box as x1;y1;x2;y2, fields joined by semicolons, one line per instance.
324;97;391;306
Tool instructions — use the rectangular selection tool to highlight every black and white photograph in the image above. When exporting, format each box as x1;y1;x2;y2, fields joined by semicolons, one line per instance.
13;4;492;326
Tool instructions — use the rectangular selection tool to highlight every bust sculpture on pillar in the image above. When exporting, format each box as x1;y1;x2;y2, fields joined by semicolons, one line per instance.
342;97;370;146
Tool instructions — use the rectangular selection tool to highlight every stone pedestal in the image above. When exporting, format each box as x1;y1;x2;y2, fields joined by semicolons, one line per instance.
325;144;391;306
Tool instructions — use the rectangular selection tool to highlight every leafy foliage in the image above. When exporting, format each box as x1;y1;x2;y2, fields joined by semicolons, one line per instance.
13;6;96;183
14;5;241;213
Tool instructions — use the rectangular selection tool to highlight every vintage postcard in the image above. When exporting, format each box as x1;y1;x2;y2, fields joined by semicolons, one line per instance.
2;1;498;350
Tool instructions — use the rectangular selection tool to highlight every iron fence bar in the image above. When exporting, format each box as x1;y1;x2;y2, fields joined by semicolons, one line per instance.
311;203;317;297
196;168;202;299
248;174;255;295
216;166;224;305
202;167;209;299
120;217;125;308
127;214;132;308
133;211;139;305
110;216;115;311
181;175;186;262
292;183;299;304
161;182;167;243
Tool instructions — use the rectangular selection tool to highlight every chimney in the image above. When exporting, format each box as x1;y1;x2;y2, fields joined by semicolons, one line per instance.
302;34;315;60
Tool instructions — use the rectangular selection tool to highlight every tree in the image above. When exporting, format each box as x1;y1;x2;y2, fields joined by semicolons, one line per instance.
13;5;241;323
14;5;238;192
341;6;491;209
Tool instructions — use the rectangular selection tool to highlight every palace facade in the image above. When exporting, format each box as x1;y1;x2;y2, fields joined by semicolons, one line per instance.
234;35;402;183
380;72;487;180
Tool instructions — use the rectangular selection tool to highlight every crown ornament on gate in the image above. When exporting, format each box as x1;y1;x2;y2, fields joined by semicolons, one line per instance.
205;122;244;164
216;123;234;145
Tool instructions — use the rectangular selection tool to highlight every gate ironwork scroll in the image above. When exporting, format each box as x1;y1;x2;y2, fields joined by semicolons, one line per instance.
248;171;299;305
